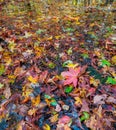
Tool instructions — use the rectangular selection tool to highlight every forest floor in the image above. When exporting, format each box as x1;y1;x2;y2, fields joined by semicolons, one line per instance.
0;2;116;130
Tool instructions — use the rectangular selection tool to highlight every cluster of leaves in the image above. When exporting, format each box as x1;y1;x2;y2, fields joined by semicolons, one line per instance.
0;2;116;130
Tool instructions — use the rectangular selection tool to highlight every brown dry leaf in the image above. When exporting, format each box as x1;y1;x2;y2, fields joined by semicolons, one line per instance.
80;99;89;113
39;70;48;83
85;115;101;130
14;67;25;76
3;86;11;99
95;105;103;118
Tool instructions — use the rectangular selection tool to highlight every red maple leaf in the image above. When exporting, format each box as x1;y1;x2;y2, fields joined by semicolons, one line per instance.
61;67;81;87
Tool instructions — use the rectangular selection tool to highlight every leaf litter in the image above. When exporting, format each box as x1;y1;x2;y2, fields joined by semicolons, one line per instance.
0;1;116;130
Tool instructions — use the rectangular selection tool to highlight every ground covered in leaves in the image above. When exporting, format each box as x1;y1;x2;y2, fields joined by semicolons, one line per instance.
0;3;116;130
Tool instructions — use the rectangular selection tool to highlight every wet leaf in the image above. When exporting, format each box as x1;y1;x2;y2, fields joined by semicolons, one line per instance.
36;29;46;34
64;85;73;93
111;55;116;65
74;97;82;105
0;64;5;75
61;67;81;87
106;77;116;85
93;94;107;105
31;95;41;107
0;83;4;89
48;62;56;69
28;75;38;84
58;116;71;124
100;59;111;67
50;100;58;106
80;111;90;122
50;114;58;123
62;60;73;67
3;87;11;99
43;124;51;130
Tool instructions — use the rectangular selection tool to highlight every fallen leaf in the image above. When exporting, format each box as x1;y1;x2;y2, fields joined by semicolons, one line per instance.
31;95;41;107
58;116;71;124
74;97;82;105
28;75;38;84
0;83;4;89
106;96;116;104
93;94;107;105
50;114;58;123
28;108;37;116
61;67;81;87
3;87;11;99
43;124;51;130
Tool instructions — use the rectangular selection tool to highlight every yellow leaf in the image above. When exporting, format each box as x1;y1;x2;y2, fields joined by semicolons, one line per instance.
47;36;53;41
66;63;79;68
111;55;116;65
90;23;95;27
55;35;61;39
31;95;40;107
22;85;33;98
45;98;51;106
28;108;37;116
90;77;100;87
80;89;86;98
8;41;16;52
50;114;58;123
43;124;51;130
28;76;38;83
34;47;44;57
74;97;82;105
8;75;16;83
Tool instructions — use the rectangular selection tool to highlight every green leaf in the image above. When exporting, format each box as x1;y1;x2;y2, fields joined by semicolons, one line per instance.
106;27;113;32
0;64;5;75
65;85;73;93
0;83;4;89
80;111;90;122
36;29;46;34
106;77;116;85
48;62;56;69
100;59;111;67
44;94;51;99
50;100;57;106
81;53;89;59
62;60;73;67
65;28;75;32
67;47;72;55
